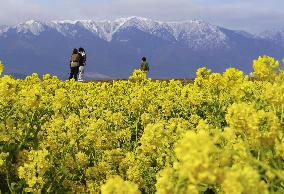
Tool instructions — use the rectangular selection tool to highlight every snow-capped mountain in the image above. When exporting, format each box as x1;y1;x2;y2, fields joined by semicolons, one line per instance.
0;17;282;79
5;17;229;49
259;30;284;45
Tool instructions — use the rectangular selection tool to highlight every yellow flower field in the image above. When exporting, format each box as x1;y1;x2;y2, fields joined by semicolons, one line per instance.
0;55;284;193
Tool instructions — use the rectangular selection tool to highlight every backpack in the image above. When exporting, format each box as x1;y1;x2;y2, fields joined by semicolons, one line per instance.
140;61;149;72
70;54;79;67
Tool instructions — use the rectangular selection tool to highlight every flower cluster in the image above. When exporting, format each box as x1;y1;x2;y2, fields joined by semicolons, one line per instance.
0;55;284;193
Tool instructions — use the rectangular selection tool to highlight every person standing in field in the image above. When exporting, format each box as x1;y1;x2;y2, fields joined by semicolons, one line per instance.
78;47;87;82
69;48;80;81
140;57;149;72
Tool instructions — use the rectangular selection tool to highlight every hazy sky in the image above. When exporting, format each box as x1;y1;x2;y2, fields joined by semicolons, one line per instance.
1;0;283;33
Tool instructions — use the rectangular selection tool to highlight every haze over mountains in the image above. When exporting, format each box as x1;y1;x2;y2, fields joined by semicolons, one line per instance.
0;16;283;79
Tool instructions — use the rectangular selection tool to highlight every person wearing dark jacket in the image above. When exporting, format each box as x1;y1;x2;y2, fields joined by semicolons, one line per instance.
140;57;149;72
69;48;80;81
78;47;87;82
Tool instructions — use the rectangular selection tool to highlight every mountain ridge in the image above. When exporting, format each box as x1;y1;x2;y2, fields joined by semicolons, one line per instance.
1;17;233;49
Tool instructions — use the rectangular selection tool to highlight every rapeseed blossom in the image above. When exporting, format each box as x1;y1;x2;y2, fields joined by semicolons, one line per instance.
0;56;284;193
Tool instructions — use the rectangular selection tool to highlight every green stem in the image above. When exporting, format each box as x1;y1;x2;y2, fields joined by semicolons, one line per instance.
251;157;284;181
272;104;277;116
135;120;138;144
6;169;14;194
281;104;284;124
16;112;36;151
